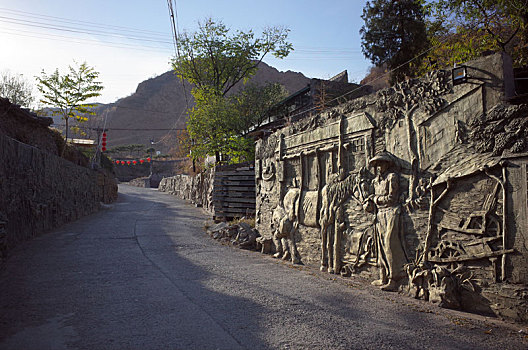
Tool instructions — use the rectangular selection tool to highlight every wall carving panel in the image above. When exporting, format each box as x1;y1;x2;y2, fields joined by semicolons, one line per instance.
255;53;528;322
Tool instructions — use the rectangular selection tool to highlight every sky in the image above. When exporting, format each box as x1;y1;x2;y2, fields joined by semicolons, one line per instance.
0;0;372;104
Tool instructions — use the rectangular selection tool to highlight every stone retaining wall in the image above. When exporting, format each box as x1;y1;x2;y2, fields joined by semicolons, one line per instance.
0;133;117;258
158;170;214;213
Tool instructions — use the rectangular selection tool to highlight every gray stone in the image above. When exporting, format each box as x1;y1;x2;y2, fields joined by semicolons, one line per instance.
253;53;527;322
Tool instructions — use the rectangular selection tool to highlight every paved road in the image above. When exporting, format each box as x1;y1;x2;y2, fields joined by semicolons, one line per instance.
0;185;526;350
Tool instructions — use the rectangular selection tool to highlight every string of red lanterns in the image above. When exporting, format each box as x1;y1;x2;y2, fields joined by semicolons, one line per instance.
113;157;152;165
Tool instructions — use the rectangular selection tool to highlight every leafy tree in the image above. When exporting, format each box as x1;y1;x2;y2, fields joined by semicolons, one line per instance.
186;88;242;162
172;18;292;97
425;0;528;68
0;70;34;107
360;0;429;84
36;61;103;153
172;18;292;163
234;82;288;132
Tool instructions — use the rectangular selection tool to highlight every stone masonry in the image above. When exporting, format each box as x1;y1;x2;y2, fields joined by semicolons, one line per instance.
0;99;117;258
254;53;528;323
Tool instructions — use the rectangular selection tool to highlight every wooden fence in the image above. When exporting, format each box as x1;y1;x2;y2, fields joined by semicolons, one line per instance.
212;163;255;220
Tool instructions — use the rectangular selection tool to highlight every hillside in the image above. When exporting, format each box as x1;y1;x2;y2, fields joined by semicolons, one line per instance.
97;62;311;153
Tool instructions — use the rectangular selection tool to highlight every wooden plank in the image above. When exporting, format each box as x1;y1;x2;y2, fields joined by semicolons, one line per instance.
214;207;256;214
216;170;254;176
212;196;256;204
213;201;256;209
214;175;255;181
428;249;515;263
213;180;255;186
213;191;255;198
213;186;255;192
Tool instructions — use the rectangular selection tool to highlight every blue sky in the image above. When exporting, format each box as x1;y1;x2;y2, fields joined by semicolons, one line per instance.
0;0;371;104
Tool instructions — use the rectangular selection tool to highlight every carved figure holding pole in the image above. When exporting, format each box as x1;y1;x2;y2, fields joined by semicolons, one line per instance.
319;169;355;274
363;151;406;291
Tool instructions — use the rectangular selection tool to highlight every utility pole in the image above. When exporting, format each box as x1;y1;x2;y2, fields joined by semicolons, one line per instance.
92;127;104;169
149;138;154;177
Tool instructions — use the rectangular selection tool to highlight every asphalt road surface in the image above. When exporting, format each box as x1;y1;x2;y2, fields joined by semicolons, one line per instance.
1;185;526;350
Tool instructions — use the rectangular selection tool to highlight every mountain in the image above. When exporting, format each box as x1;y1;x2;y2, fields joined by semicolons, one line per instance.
97;62;311;153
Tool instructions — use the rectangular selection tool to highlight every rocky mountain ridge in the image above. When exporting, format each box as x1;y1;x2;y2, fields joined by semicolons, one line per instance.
96;62;312;153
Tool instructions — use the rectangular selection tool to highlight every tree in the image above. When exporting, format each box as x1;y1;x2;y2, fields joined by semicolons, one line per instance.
186;88;240;162
425;0;528;68
234;82;288;132
375;70;451;202
360;0;429;84
172;18;292;163
0;70;34;107
186;82;288;164
36;61;103;153
172;18;292;97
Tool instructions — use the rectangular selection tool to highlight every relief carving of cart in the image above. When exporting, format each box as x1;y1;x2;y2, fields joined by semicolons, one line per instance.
428;179;514;282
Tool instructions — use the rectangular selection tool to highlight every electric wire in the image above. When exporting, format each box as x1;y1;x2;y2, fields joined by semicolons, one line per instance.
0;7;167;36
0;28;173;53
149;0;190;147
0;8;371;60
0;15;173;44
270;34;458;123
52;123;185;131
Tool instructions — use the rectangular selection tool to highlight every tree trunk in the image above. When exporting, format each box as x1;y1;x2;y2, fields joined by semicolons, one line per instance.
61;117;69;157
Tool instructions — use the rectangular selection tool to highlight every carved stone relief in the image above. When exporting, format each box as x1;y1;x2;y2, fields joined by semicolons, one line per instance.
254;54;527;322
271;189;301;264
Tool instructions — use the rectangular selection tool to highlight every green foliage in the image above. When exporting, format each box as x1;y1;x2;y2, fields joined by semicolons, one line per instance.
360;0;429;84
424;0;528;68
172;18;292;97
173;18;292;164
36;61;103;146
0;70;34;108
235;82;288;131
186;82;287;164
187;88;239;161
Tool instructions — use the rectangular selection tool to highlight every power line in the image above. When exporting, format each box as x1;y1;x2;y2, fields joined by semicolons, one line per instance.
167;0;190;110
0;28;173;53
51;123;185;131
0;15;173;44
271;34;458;122
155;0;190;148
0;7;366;55
0;7;168;36
108;104;187;115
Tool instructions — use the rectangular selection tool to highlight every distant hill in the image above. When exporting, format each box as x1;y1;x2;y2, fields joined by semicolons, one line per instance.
96;62;311;153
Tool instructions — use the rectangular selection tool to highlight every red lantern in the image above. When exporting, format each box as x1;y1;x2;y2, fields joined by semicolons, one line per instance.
140;159;144;164
147;157;151;162
133;160;137;165
121;161;125;165
101;132;107;152
127;161;131;165
115;160;119;164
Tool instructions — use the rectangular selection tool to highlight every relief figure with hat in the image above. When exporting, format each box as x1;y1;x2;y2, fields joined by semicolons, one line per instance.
363;151;406;291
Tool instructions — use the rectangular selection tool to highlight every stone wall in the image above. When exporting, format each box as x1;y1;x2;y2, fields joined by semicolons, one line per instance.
0;98;118;258
0;133;117;257
114;159;185;184
0;97;58;155
255;53;528;322
158;170;214;213
159;163;256;220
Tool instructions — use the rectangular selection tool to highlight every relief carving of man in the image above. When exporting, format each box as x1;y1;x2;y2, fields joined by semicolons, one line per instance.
363;152;406;291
